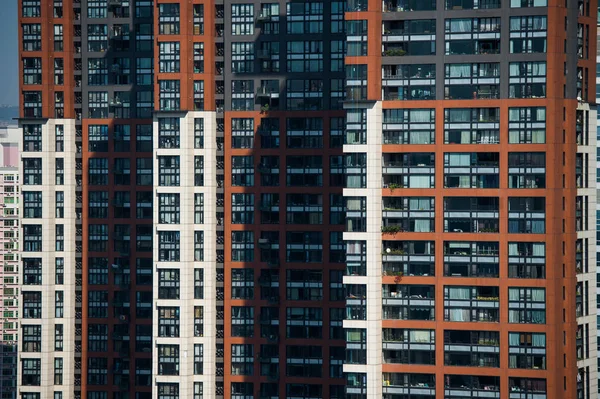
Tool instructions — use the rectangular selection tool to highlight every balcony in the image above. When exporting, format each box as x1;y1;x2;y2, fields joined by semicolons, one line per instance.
384;0;436;11
444;330;500;368
383;241;435;277
382;373;436;397
383;153;435;189
444;197;499;233
509;378;547;399
444;241;499;277
508;242;545;278
382;284;435;321
444;153;499;189
446;0;500;9
444;286;500;322
445;375;500;398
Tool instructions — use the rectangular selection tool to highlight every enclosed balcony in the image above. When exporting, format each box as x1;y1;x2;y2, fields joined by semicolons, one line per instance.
445;375;500;397
444;108;500;144
445;0;501;10
508;152;545;188
444;286;500;322
509;378;547;399
444;330;500;368
346;284;367;320
346;240;367;276
444;241;499;277
383;65;436;101
383;329;436;368
382;373;436;397
383;153;435;189
508;107;546;144
445;18;501;55
382;108;436;144
445;63;500;100
508;197;545;234
508;242;545;278
444;197;499;233
384;0;436;11
382;284;435;321
509;332;546;369
508;287;545;324
444;153;499;188
384;19;436;35
383;197;435;234
382;241;435;277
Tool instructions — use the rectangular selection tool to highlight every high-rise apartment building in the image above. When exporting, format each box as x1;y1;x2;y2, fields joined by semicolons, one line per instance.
0;126;20;399
16;1;597;399
342;1;598;399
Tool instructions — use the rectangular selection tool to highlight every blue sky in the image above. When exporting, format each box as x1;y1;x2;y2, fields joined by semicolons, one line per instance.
0;1;18;106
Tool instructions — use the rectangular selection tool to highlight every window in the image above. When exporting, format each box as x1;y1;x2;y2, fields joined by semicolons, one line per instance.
21;359;41;386
54;58;64;85
194;193;204;224
23;58;42;85
23;225;42;252
194;80;204;110
194;231;204;261
23;91;42;118
88;59;108;86
193;119;204;149
54;325;63;351
87;357;107;385
114;125;130;152
287;2;323;34
54;358;63;385
158;194;179;224
23;258;42;285
189;269;204;301
194;306;204;336
231;344;253;375
191;156;203;186
231;306;254;337
232;231;254;262
23;158;42;185
87;324;108;352
158;269;180;299
88;125;108;152
87;24;108;52
55;258;64;285
194;344;204;374
23;292;42;318
158;345;179;375
22;325;42;352
55;225;64;251
88;191;108;218
88;0;107;18
158;80;180;111
286;232;322;263
22;0;41;17
158;156;180;186
88;291;108;318
88;257;108;285
88;92;108;118
23;191;42;218
232;269;254;299
232;42;254;73
158;231;180;262
193;4;204;34
231;118;254;149
287;41;323;73
159;42;180;73
22;24;42;51
231;4;254;35
193;43;204;73
136;125;152;151
158;117;180;149
88;224;108;251
232;194;254;224
159;3;180;34
286;307;322;339
510;16;547;53
286;118;323;148
508;288;546;324
158;307;180;338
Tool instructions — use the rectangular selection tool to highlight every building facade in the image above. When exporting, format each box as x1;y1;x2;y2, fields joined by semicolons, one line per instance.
0;126;20;399
342;0;598;399
16;1;598;399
